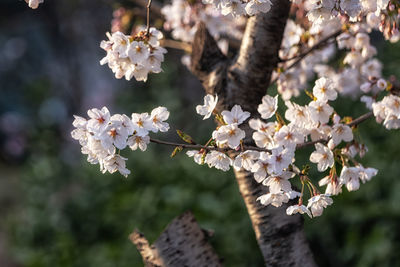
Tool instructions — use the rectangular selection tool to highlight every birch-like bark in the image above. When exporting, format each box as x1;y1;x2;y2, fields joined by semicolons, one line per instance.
191;1;317;266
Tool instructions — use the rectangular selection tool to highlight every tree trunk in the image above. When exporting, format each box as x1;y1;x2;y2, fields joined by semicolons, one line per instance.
130;211;223;267
190;1;317;266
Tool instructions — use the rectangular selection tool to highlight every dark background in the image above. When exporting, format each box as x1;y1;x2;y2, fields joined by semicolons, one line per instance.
1;1;400;266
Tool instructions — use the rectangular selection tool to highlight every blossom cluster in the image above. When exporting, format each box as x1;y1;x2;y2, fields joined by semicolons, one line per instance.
302;0;399;41
159;0;399;101
66;0;400;220
275;2;397;102
275;18;338;100
71;106;170;177
372;94;400;129
71;75;387;218
203;0;272;17
100;28;167;81
161;0;244;44
161;0;245;65
25;0;43;9
188;96;250;171
186;80;379;218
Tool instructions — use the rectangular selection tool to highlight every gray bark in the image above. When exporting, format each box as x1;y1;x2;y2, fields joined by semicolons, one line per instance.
130;211;223;267
190;1;317;266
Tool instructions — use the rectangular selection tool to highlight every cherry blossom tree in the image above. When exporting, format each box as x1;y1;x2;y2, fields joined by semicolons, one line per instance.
27;0;400;265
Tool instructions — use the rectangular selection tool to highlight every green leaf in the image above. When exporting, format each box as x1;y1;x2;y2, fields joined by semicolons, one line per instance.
176;130;196;144
170;146;183;158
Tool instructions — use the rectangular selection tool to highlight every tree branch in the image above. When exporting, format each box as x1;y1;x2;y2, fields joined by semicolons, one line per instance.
150;111;374;153
160;39;192;53
279;29;342;63
271;29;342;85
190;22;228;100
348;111;373;127
133;0;162;18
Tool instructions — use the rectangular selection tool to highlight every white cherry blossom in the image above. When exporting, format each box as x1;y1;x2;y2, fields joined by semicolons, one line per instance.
258;95;278;120
213;123;245;149
127;134;150;151
111;114;135;136
286;205;312;218
249;119;276;134
220;0;246;17
319;176;342;195
310;143;334;172
233;151;260;171
251;152;271;183
102;154;130;177
313;77;338;102
128;41;150;64
274;125;305;149
196;94;218;120
205;151;232;171
308;101;334;124
245;0;272;16
307;194;333;217
282;20;303;48
331;123;354;145
149;107;170;133
358;165;378;183
71;116;88;146
263;171;295;193
252;131;275;149
339;166;361;191
100;122;129;151
111;31;130;58
310;125;331;142
285;101;312;129
221;105;250;125
25;0;44;9
131;112;152;136
267;147;294;175
87;107;111;134
100;29;167;82
257;191;290;207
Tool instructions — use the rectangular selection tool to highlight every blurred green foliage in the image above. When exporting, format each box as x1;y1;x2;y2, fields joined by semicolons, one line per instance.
1;1;400;267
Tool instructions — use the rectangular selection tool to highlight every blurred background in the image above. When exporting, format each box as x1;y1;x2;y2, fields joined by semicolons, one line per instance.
1;0;400;266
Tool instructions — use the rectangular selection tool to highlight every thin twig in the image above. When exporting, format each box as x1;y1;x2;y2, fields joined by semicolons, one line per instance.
134;0;162;17
160;39;192;53
296;112;374;148
271;29;342;85
348;111;373;127
146;0;152;34
150;111;374;153
149;138;266;152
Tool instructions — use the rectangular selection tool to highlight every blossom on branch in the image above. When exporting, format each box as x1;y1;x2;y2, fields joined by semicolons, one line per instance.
25;0;43;9
310;143;334;172
196;94;218;120
100;29;167;82
307;194;333;217
71;106;170;177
